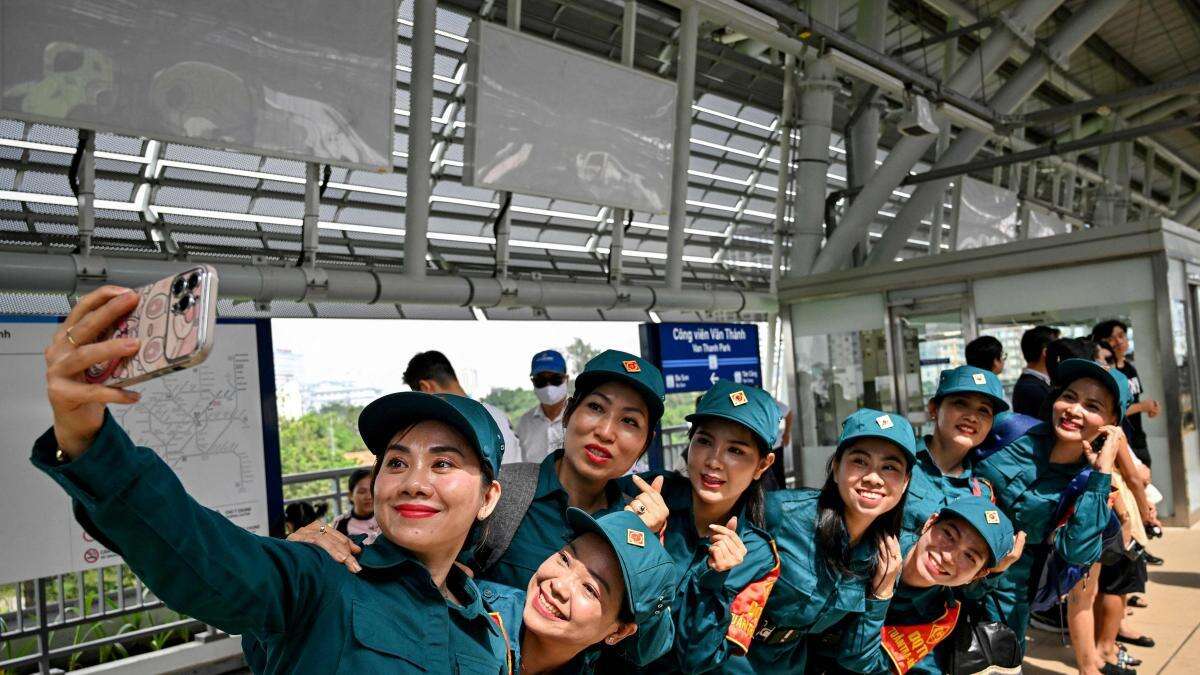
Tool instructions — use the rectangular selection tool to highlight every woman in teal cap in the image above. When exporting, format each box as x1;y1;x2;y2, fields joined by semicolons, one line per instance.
34;286;512;673
617;379;781;673
974;357;1128;653
741;408;915;673
903;365;1012;534
479;508;678;673
473;349;667;589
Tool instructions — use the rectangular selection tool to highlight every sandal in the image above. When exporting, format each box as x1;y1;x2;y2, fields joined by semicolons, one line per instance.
1127;595;1148;608
1118;645;1143;667
1117;633;1155;648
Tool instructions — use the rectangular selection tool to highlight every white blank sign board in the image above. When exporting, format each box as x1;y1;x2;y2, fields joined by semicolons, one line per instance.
0;320;269;584
464;21;676;213
0;0;396;170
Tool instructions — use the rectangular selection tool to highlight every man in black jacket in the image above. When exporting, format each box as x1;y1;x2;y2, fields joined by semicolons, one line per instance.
1011;325;1058;417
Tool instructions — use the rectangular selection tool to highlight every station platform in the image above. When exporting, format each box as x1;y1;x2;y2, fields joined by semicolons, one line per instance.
1025;523;1200;674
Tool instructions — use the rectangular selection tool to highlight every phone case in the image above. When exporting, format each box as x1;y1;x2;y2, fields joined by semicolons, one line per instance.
83;265;219;387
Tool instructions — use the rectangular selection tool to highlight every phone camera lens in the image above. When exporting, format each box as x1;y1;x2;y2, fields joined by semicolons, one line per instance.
171;277;186;295
176;294;194;312
186;272;200;290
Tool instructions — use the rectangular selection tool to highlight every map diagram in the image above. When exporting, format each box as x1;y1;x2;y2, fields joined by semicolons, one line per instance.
0;321;270;583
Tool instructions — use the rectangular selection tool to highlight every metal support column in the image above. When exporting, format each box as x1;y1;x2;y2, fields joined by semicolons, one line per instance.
812;0;1067;274
930;16;959;256
610;0;637;286
849;0;885;263
74;130;96;257
301;163;320;267
770;52;795;292
1063;115;1081;214
866;0;1128;264
787;0;838;276
405;0;435;279
1095;118;1119;227
492;0;523;281
666;4;698;291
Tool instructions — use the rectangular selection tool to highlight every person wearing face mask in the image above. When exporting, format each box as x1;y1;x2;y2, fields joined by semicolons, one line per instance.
616;380;781;673
33;287;511;673
479;508;678;673
974;358;1129;663
736;409;915;673
515;349;571;464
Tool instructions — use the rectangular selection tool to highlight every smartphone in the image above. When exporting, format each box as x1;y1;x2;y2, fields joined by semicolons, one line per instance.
83;265;219;388
1090;432;1108;455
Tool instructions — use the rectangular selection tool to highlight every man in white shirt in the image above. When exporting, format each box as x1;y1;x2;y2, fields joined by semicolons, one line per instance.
514;349;570;464
402;350;522;463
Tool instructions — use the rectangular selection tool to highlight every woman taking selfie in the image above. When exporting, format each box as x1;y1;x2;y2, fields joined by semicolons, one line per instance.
34;286;512;672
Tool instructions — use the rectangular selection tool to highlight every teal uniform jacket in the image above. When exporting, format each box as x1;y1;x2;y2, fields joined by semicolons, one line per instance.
629;472;777;673
31;413;512;674
902;439;994;534
974;423;1112;640
740;489;890;674
482;449;627;590
846;532;958;675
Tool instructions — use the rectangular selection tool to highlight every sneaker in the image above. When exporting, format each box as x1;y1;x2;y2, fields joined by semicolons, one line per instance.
1029;607;1067;634
1143;550;1164;566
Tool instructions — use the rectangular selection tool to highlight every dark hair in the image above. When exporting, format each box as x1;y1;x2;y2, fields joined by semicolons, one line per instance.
1046;337;1094;384
1041;381;1119;426
684;420;770;529
1020;326;1058;364
965;336;1004;370
1091;319;1129;343
403;350;459;390
815;443;912;579
347;468;372;495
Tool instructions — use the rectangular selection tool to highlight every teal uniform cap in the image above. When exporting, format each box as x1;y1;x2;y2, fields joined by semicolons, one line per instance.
358;392;504;476
932;365;1010;413
565;508;677;666
685;379;782;449
837;408;919;463
1053;358;1132;423
574;350;667;422
937;495;1015;566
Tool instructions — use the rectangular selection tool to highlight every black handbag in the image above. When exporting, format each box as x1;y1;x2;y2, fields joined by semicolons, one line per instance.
946;599;1022;675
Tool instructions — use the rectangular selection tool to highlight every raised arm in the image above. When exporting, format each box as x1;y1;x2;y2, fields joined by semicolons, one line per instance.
34;286;338;637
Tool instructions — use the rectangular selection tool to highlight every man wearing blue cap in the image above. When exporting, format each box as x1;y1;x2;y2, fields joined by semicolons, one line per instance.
515;349;571;464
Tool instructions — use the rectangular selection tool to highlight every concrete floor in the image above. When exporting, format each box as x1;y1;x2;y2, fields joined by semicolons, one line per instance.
1024;524;1200;674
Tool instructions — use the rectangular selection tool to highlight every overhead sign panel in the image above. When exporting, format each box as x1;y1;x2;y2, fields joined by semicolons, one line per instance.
640;322;761;394
464;21;675;213
0;0;397;170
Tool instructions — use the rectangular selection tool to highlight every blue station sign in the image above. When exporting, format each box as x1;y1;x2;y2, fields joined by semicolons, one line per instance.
639;322;761;394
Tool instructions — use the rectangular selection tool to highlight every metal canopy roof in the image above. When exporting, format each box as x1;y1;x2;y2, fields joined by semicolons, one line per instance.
1;0;1198;319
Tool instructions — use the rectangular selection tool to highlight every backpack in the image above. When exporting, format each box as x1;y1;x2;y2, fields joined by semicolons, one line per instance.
473;462;542;573
1029;468;1121;612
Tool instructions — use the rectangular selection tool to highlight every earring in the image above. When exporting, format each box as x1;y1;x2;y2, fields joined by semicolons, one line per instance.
606;637;616;645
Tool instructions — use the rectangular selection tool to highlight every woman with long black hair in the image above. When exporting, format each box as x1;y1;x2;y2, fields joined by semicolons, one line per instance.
739;408;916;673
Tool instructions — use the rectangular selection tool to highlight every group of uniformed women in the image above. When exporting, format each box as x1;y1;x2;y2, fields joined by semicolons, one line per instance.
32;285;1127;674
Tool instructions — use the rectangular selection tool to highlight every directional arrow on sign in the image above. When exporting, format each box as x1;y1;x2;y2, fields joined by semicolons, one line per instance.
710;372;719;385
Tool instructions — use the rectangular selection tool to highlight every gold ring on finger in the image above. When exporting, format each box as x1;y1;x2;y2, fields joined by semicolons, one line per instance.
319;524;327;535
65;325;79;346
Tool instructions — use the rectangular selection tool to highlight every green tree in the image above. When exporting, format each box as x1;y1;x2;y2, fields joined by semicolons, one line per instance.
564;338;599;376
482;387;538;424
277;402;365;475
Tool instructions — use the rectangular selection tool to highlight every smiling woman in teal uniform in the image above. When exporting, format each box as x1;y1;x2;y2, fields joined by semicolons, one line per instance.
476;350;667;590
478;508;678;673
33;286;512;673
904;365;1009;533
616;379;781;673
974;358;1129;649
740;409;915;673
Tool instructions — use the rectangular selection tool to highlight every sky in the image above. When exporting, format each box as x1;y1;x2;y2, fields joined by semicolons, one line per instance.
271;318;643;395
